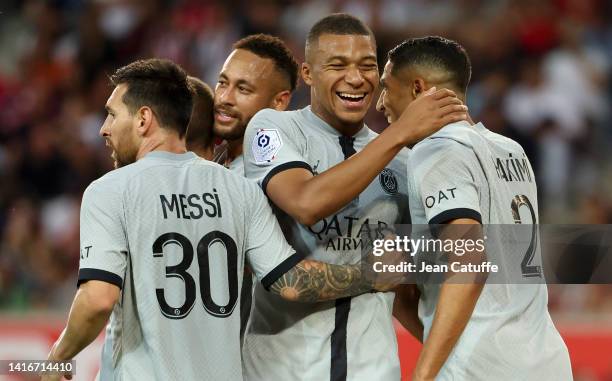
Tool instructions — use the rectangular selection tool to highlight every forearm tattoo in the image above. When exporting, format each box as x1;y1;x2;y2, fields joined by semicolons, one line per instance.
269;260;372;302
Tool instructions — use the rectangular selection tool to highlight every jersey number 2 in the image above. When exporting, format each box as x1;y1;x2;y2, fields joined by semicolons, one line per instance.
152;231;239;319
511;195;542;278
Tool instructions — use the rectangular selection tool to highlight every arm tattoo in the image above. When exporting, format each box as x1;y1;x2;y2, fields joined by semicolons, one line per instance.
269;260;372;302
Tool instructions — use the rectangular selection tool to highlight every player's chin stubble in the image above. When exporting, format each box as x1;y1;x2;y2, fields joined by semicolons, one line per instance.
214;120;246;141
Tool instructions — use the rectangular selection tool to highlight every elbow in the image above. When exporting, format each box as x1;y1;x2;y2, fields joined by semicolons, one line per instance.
295;212;319;227
96;297;118;315
79;284;119;316
88;293;118;316
292;198;321;226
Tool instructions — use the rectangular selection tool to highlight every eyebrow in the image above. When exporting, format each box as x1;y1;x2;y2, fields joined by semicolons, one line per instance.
219;73;256;88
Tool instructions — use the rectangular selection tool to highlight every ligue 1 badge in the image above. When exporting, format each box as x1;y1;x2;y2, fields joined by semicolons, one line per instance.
252;128;282;164
379;168;398;195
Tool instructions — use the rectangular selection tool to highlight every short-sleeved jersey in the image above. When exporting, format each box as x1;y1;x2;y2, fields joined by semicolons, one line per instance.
212;142;245;175
229;154;244;175
78;151;299;381
242;106;410;381
407;121;571;380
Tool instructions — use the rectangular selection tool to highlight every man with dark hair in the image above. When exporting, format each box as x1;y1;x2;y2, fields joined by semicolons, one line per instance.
104;58;193;168
211;33;300;344
242;15;467;381
185;75;215;160
43;58;395;381
377;36;472;126
213;33;299;173
378;36;571;380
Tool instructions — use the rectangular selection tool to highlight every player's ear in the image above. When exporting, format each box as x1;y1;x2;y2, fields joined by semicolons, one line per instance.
301;62;313;86
136;106;154;136
412;78;426;98
271;90;291;111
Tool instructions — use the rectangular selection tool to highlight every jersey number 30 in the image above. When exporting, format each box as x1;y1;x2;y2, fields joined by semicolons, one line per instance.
152;231;238;319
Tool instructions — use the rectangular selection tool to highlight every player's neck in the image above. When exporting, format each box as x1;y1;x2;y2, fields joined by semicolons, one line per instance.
136;135;186;160
311;103;364;136
226;138;243;163
190;144;214;160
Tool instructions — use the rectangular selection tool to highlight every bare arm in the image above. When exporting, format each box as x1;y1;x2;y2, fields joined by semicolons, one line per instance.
267;89;467;225
268;259;375;302
48;281;120;361
393;284;423;342
413;219;486;381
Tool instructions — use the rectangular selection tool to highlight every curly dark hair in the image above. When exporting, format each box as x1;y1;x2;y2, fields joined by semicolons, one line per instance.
233;34;299;91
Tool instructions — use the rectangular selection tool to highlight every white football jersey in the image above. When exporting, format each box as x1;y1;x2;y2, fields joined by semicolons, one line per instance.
79;151;299;381
407;121;572;380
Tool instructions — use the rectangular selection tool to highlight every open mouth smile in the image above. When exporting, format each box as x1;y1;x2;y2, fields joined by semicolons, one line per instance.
336;92;368;109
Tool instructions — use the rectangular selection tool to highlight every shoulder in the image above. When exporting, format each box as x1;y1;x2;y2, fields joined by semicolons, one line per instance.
409;132;476;177
197;158;260;193
412;135;470;163
85;166;131;195
82;169;128;209
248;108;302;130
247;108;311;139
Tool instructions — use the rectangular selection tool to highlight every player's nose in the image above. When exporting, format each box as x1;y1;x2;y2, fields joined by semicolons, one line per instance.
99;121;110;137
344;66;365;87
216;86;235;105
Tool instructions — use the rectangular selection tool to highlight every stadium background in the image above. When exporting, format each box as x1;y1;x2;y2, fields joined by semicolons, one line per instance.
0;0;610;380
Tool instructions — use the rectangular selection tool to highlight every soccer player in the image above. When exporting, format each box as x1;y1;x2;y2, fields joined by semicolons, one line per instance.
211;34;299;341
377;36;572;380
242;14;468;381
213;34;298;173
185;76;215;160
43;58;397;381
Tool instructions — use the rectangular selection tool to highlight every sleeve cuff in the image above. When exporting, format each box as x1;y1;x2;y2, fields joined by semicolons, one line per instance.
428;208;482;225
78;268;123;289
261;161;313;195
261;252;304;290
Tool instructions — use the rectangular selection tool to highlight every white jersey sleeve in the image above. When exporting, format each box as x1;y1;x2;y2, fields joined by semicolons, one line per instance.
243;109;311;193
410;138;483;224
78;175;128;288
243;180;301;289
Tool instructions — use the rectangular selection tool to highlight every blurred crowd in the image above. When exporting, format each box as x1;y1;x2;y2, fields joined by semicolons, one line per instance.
0;0;611;317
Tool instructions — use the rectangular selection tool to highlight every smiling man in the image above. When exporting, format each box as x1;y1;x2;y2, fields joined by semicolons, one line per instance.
377;36;571;381
213;34;298;173
242;14;468;381
43;58;401;381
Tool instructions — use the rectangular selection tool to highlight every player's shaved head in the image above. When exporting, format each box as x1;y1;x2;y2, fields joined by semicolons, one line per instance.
387;36;471;95
305;13;375;63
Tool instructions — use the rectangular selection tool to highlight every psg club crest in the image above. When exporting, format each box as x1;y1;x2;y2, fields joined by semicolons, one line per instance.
379;168;398;195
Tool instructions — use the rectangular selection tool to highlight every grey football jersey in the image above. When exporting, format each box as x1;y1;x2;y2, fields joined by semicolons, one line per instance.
78;151;299;381
242;106;409;381
407;121;571;380
229;154;244;175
